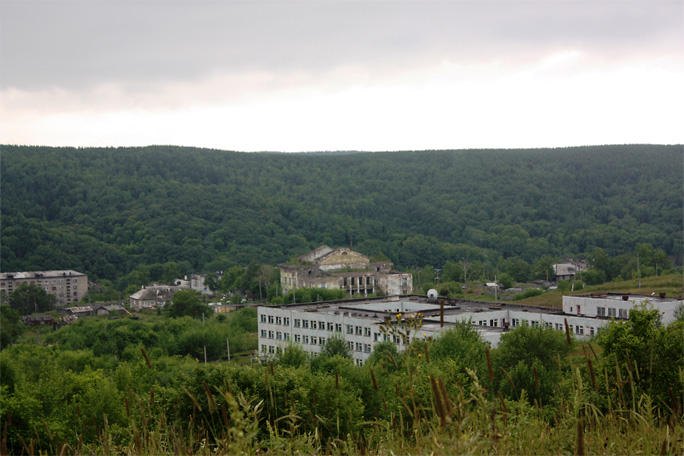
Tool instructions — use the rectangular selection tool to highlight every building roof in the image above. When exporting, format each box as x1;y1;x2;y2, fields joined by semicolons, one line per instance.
129;285;184;301
21;314;55;323
1;270;86;280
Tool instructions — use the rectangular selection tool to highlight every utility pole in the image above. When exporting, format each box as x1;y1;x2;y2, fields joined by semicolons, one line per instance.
202;313;207;365
226;336;231;362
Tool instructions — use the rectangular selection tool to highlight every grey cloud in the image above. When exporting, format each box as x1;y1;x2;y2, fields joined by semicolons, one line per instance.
1;1;681;90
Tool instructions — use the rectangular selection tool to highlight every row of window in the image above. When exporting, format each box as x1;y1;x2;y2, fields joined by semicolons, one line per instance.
596;307;628;318
348;341;372;353
346;325;372;337
1;278;79;286
509;318;597;336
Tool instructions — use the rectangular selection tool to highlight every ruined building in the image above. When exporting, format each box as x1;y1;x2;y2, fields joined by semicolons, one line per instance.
279;246;412;296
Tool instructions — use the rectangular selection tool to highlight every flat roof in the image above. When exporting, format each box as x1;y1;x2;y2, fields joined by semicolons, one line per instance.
263;295;570;320
1;270;86;279
569;292;682;303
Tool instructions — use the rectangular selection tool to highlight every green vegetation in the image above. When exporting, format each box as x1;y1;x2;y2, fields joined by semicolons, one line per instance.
2;145;681;293
1;306;682;454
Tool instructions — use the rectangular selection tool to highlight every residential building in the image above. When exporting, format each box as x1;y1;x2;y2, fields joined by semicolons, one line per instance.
0;270;88;306
552;260;589;282
21;314;55;326
279;246;412;297
128;284;187;310
257;292;682;365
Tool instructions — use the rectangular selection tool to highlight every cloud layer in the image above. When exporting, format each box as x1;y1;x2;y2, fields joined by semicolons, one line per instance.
1;0;682;151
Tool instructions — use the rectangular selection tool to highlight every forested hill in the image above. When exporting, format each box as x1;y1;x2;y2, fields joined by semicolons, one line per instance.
1;144;682;281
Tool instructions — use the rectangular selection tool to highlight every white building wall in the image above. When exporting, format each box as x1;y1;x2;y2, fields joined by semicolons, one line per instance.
563;295;681;325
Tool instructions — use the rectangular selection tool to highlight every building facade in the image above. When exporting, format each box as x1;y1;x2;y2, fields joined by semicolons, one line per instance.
258;292;682;365
0;270;88;306
279;246;413;297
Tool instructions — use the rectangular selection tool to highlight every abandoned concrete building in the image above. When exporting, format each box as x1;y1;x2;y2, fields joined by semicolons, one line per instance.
279;246;413;297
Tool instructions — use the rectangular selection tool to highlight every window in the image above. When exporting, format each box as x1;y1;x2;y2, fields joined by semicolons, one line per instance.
348;341;354;350
608;308;616;317
294;335;301;343
619;309;628;318
335;323;342;332
294;319;301;328
311;336;317;345
512;318;519;327
364;344;371;353
319;337;325;345
374;333;379;342
276;332;282;340
269;346;275;353
327;322;334;331
284;333;290;341
261;344;267;353
356;342;362;352
303;320;309;329
589;327;595;336
268;331;274;339
284;317;290;326
364;327;371;337
261;330;267;338
303;335;309;344
597;307;606;317
355;326;362;335
268;315;274;324
276;316;282;325
576;326;584;335
311;321;317;330
347;325;354;334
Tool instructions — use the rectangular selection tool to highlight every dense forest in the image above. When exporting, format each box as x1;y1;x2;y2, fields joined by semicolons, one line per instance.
1;144;682;285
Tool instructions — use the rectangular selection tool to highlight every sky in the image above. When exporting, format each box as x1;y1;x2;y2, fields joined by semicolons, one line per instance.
1;0;683;152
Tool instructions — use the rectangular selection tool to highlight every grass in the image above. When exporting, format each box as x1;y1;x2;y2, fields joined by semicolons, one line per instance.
479;273;684;308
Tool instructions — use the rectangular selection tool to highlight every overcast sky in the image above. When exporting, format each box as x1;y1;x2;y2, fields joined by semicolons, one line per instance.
1;0;682;152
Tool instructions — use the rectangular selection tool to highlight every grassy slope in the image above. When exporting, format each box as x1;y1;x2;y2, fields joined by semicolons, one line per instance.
463;273;683;309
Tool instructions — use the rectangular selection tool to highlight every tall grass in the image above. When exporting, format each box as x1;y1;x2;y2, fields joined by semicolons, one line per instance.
4;349;680;455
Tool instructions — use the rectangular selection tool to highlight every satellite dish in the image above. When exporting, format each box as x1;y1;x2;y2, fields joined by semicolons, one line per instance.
427;289;439;299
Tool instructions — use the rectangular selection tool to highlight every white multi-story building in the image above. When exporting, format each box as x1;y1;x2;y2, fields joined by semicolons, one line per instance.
258;293;682;364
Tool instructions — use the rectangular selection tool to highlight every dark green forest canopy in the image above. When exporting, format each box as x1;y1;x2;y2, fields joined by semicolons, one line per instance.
1;144;682;281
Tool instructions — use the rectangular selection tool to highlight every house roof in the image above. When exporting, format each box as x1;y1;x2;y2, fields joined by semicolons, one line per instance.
296;245;335;263
129;285;184;301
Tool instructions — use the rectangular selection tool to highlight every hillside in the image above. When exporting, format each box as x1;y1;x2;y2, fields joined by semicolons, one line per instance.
1;144;682;281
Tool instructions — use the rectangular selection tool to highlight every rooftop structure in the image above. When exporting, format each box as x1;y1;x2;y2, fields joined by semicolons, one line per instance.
258;292;682;365
0;270;88;306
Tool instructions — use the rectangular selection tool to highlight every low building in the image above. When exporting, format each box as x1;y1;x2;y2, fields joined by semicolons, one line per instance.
57;305;95;317
21;314;55;326
279;246;412;297
0;270;88;306
552;260;588;282
257;292;682;365
128;285;186;310
562;292;681;323
93;304;125;316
